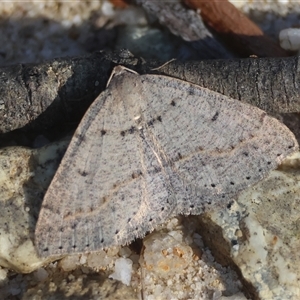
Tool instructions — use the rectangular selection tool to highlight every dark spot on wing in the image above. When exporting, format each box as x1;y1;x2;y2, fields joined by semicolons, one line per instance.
115;230;119;234
211;111;219;121
211;184;216;188
243;152;249;157
132;170;143;179
118;126;137;136
79;170;88;176
100;238;104;243
129;126;136;134
101;129;106;136
230;181;235;185
147;115;162;127
171;100;176;106
246;176;251;180
43;247;49;252
147;120;154;127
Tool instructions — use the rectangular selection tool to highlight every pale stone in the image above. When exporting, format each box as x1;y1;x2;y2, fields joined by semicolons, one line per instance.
0;267;7;281
59;255;81;272
109;257;133;286
198;153;300;299
0;140;69;273
140;217;242;299
142;231;193;279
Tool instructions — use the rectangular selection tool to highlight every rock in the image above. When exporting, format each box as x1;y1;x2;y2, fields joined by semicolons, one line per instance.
279;28;300;51
139;216;243;299
197;152;300;299
109;257;133;286
0;139;69;273
22;265;139;300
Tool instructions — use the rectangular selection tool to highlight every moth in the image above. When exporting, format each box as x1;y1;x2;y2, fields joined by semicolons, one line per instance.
35;67;298;257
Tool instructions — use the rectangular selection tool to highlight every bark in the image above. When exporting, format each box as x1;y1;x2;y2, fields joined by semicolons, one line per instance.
0;50;151;134
154;55;300;114
0;50;299;135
